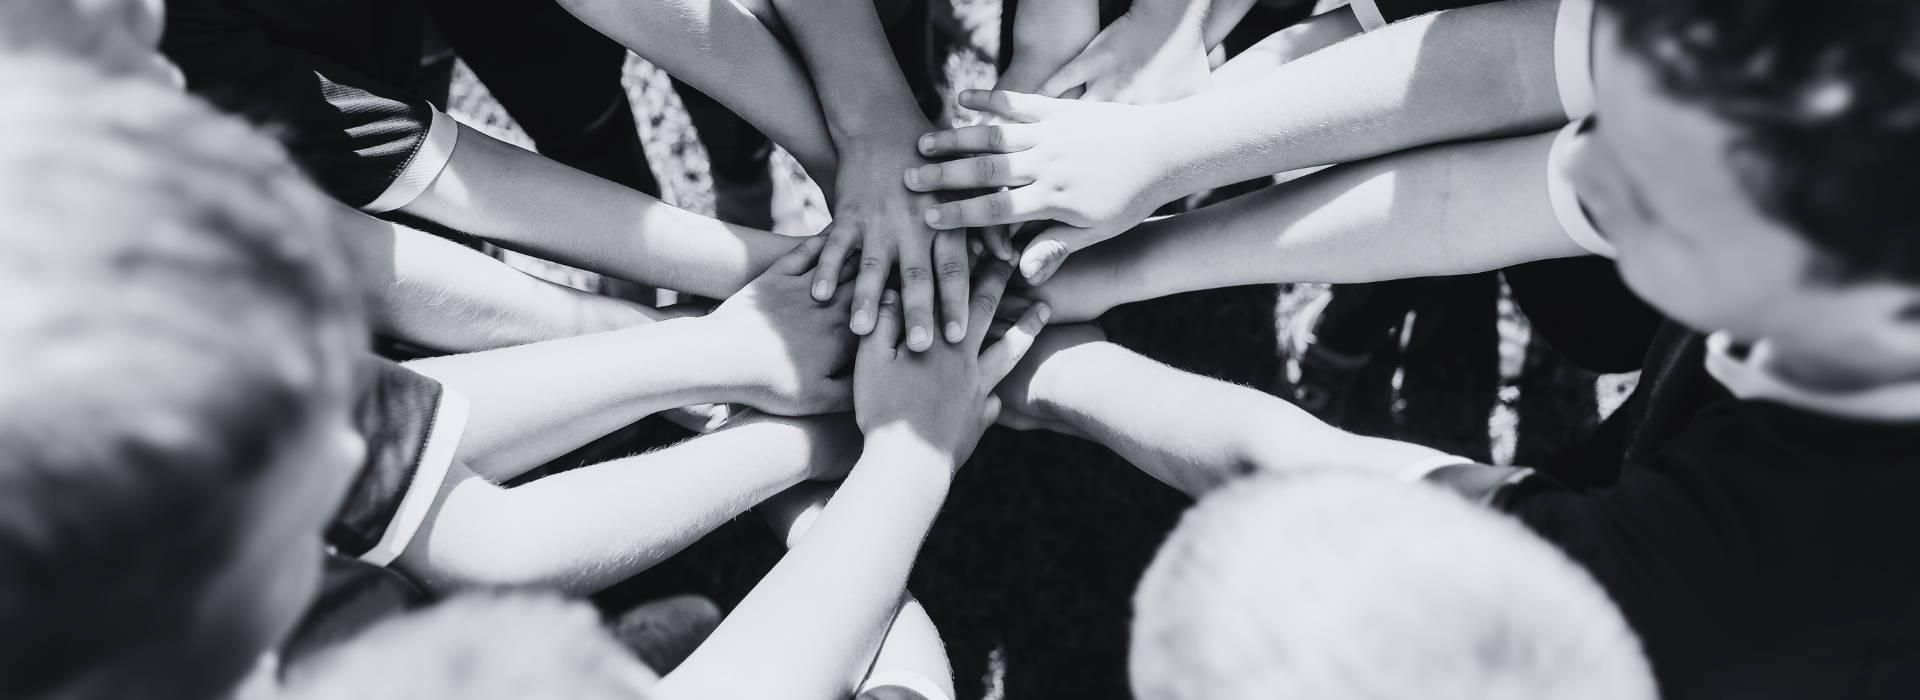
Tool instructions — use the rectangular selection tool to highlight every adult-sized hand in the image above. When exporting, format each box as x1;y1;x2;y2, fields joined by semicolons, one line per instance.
705;234;858;415
906;90;1175;285
809;132;974;352
854;261;1051;467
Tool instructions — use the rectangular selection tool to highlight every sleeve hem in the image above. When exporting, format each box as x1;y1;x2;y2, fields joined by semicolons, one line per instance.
360;107;460;214
1397;454;1477;482
357;387;469;567
1352;0;1389;31
1553;0;1597;120
1546;120;1616;258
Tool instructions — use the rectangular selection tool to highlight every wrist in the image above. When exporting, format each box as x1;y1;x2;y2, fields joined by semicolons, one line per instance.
862;423;962;480
682;315;779;407
1031;341;1127;420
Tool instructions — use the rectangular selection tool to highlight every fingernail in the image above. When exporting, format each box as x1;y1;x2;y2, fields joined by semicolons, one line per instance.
882;289;899;305
919;135;933;153
904;168;920;187
970;238;984;256
852;308;872;331
1038;303;1052;324
924;209;942;227
908;326;930;348
811;279;832;300
945;321;964;342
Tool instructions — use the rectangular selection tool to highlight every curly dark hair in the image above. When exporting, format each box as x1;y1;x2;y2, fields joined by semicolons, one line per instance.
1598;0;1920;284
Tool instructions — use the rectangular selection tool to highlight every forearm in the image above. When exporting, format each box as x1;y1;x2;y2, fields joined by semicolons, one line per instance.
769;0;932;145
1150;0;1566;197
1201;0;1260;49
402;317;767;481
658;429;951;700
554;0;838;180
1040;130;1581;322
1209;6;1362;88
1034;342;1447;496
395;414;861;596
337;208;663;353
998;0;1101;93
399;124;799;299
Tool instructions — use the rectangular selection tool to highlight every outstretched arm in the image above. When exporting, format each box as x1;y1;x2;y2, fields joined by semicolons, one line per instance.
393;412;860;596
1023;129;1588;322
335;205;670;354
994;325;1450;497
402;237;857;481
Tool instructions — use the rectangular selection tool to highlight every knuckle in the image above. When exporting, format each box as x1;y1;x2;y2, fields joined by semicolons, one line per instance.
900;265;933;284
988;196;1009;219
859;255;888;272
976;157;996;183
938;259;968;279
987;125;1004;150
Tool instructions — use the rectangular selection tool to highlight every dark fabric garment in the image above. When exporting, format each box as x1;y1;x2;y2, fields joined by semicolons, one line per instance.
328;356;444;558
163;0;433;208
1503;257;1663;374
280;554;429;671
1450;322;1920;699
1373;0;1502;23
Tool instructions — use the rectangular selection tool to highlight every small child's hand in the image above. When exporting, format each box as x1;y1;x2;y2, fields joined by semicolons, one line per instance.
854;262;1051;468
991;322;1106;437
705;234;858;416
1035;0;1212;105
808;133;973;352
905;90;1173;285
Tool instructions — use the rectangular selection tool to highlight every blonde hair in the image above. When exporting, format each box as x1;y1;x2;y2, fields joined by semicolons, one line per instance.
1130;473;1656;700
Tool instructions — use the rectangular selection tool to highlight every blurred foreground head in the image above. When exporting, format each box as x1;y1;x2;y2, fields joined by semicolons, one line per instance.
284;594;659;700
0;0;176;83
0;58;364;700
1130;473;1655;700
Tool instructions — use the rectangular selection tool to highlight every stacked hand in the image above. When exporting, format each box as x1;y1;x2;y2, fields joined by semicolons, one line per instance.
854;261;1051;468
1035;0;1212;104
905;90;1175;285
704;234;859;416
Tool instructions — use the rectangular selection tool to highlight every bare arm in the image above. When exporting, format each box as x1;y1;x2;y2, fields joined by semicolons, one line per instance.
397;123;801;299
393;413;861;596
334;205;668;353
1027;129;1587;322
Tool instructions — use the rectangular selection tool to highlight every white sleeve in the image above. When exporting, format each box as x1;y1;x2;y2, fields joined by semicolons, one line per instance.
360;106;461;214
1351;0;1389;31
1397;454;1477;482
1546;119;1616;258
1553;0;1597;120
358;387;469;567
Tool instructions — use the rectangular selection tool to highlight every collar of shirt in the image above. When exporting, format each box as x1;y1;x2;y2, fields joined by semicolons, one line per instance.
1704;331;1920;422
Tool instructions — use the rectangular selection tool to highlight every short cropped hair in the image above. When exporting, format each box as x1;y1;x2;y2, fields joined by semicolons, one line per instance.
0;58;360;698
1598;0;1920;285
1130;473;1655;700
284;594;658;700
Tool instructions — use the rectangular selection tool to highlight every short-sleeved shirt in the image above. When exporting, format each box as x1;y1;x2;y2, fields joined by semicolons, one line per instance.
161;0;459;212
331;356;468;567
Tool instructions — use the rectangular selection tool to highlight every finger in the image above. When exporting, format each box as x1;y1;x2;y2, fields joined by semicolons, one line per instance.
982;394;1002;426
860;288;904;357
1018;222;1100;285
897;241;938;352
810;223;856;301
925;188;1050;230
957;89;1054;123
915;123;1036;158
979;302;1051;385
849;240;892;335
1038;53;1100;98
994;293;1034;321
983;223;1015;261
965;261;1016;351
905;154;1035;193
767;231;832;277
933;229;972;343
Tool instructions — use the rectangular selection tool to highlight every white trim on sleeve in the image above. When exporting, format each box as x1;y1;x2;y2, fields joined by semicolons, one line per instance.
1546;119;1616;258
1351;0;1388;31
858;670;955;700
1704;332;1920;422
1397;454;1476;482
357;387;469;567
360;106;460;214
1554;0;1597;120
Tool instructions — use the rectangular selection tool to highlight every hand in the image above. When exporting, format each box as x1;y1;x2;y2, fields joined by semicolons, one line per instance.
808;132;974;352
991;322;1107;436
1036;0;1212;105
906;90;1174;285
993;0;1101;96
704;235;858;415
854;262;1051;467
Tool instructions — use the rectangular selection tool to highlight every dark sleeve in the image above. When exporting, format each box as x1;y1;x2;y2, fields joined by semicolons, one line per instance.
1373;0;1502;23
330;356;467;564
279;553;429;668
160;16;436;209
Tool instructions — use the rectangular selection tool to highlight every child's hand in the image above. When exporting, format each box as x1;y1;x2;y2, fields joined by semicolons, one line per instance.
991;322;1107;436
705;235;859;416
993;0;1101;96
808;132;974;353
906;90;1173;285
1035;0;1212;104
854;262;1051;468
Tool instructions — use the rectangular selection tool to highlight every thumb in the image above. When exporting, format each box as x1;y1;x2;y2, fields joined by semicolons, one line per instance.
1018;224;1101;285
772;231;833;277
1038;50;1103;99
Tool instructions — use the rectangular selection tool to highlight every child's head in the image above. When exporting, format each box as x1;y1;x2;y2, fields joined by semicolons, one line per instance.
1572;0;1920;384
0;59;364;700
1129;473;1654;700
0;0;176;83
283;594;660;700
